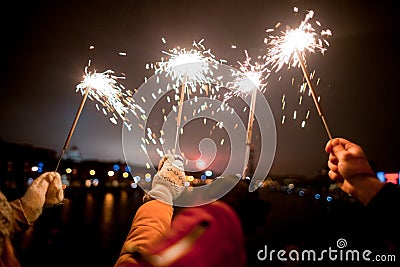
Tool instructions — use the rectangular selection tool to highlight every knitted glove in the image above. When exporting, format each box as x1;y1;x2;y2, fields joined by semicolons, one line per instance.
20;172;63;224
147;155;186;205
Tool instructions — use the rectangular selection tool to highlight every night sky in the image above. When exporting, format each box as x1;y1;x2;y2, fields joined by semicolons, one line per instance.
1;0;399;177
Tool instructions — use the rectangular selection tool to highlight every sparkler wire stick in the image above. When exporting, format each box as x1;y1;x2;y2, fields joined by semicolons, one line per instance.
295;49;332;140
55;87;91;171
174;75;187;153
242;88;257;178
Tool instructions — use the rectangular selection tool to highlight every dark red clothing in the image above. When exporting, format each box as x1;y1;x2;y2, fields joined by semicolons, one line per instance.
115;200;246;267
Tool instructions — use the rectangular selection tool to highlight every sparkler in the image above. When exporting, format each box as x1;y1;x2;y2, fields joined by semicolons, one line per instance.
154;39;220;153
229;50;270;178
55;64;136;171
264;9;333;140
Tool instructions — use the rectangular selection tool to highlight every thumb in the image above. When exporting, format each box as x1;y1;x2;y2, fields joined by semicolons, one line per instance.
329;139;349;160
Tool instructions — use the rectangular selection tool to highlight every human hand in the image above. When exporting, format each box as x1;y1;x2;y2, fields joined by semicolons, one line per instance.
325;138;383;205
147;155;186;205
44;172;64;205
20;172;64;223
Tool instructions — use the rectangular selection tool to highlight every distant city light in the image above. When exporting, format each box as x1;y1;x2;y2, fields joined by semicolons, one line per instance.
205;170;213;177
66;168;72;174
384;173;399;184
108;171;115;177
112;180;119;187
376;171;385;182
61;174;70;187
134;176;141;183
31;166;38;172
122;172;129;178
144;173;152;182
89;170;96;175
37;162;44;173
375;171;400;184
113;164;120;171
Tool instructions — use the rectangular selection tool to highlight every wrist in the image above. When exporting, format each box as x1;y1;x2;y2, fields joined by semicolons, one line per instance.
351;176;384;206
148;183;174;205
19;198;42;224
142;193;155;204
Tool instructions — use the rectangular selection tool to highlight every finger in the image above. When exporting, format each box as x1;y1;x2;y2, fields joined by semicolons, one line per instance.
325;138;334;153
38;172;55;183
344;141;365;157
55;178;63;191
327;153;338;171
328;153;338;165
330;140;350;159
325;138;344;153
328;170;344;184
33;174;50;188
54;172;62;179
56;189;64;202
327;160;338;173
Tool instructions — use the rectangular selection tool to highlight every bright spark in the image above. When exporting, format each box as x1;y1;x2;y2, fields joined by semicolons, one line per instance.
75;66;142;127
154;39;220;90
264;10;332;72
227;50;270;98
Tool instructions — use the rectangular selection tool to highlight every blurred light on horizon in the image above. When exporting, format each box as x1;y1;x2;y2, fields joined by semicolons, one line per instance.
113;164;120;171
205;170;213;176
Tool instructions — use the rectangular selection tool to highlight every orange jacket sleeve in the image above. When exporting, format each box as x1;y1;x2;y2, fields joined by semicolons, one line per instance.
114;199;173;266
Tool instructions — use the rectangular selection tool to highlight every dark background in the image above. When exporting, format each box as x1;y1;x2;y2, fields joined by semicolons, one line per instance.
11;186;397;267
1;0;399;177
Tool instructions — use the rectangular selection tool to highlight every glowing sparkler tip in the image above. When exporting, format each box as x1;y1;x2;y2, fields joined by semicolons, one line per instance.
228;50;270;97
154;40;221;87
75;67;143;128
264;9;332;72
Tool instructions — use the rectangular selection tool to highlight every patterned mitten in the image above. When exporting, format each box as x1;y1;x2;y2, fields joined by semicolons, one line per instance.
147;155;186;205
